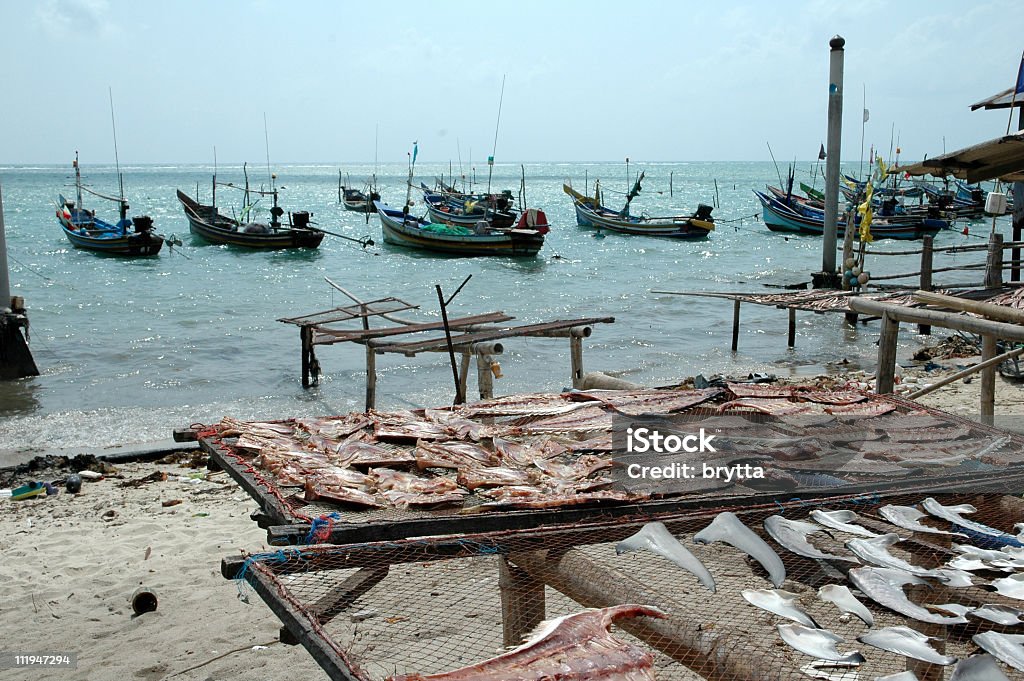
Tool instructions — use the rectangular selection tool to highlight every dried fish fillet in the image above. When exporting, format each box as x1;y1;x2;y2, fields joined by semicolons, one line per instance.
858;626;956;665
777;622;864;663
972;632;1024;672
764;515;859;563
694;511;786;587
617;522;715;592
741;588;815;627
847;567;968;625
810;509;880;538
818;584;873;626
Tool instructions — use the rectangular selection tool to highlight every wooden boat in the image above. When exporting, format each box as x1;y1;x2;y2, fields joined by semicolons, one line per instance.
563;181;714;239
374;201;546;256
338;172;380;213
176;188;323;249
55;153;163;256
755;191;947;240
420;183;518;229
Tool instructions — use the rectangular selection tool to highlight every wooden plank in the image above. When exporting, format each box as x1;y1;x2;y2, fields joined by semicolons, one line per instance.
309;566;389;624
311;312;515;344
278;297;418;326
498;557;546;648
982;334;997;423
914;289;1024;324
570;335;584;388
849;297;1024;342
371;317;615;355
876;312;900;394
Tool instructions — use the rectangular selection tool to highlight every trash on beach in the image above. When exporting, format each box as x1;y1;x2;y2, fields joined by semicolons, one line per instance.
162;499;182;507
78;470;103;481
11;481;46;501
131;587;158;615
119;471;168;488
65;474;82;493
101;509;117;521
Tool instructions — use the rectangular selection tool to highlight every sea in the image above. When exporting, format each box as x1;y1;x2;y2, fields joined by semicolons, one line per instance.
0;161;1012;459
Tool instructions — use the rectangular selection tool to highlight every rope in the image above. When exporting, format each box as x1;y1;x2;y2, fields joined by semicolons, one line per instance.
305;512;342;544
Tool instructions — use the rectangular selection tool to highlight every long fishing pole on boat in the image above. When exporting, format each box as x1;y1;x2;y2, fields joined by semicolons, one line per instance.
486;75;506;195
767;142;784;189
306;221;374;248
108;87;128;225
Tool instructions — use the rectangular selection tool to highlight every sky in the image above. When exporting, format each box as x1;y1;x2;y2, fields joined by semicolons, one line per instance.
0;0;1020;165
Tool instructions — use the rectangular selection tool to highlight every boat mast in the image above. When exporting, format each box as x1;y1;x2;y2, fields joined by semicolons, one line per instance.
212;146;217;216
486;75;506;196
108;88;127;227
74;150;83;213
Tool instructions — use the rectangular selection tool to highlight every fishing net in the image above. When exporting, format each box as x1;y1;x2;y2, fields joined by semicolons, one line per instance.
230;489;1024;680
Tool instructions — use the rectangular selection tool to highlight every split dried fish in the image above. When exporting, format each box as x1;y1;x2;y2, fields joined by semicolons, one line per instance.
970;604;1024;626
777;622;864;663
990;573;1024;600
878;504;963;537
858;626;956;665
616;522;715;592
694;511;786;587
818;584;873;626
921;497;1008;538
949;654;1010;681
741;588;816;627
764;515;859;563
387;604;666;681
799;660;862;680
845;534;940;577
972;631;1024;672
810;509;880;538
847;567;969;625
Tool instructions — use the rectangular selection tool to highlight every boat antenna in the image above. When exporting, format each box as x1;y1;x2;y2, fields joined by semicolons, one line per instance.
766;142;783;188
457;138;464;191
859;83;867;180
108;87;126;223
486;74;506;195
212;146;217;213
263;112;273;188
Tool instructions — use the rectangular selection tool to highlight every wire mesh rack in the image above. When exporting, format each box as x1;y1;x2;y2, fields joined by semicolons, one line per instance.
225;488;1024;681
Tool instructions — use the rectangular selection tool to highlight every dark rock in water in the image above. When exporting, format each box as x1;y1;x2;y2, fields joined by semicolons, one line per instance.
0;454;104;489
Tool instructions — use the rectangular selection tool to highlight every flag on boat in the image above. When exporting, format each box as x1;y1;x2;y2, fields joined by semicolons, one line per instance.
412;142;418;164
863;108;870;123
1016;51;1024;95
818;143;826;160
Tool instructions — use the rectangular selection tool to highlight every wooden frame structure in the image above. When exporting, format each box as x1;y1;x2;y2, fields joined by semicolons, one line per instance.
278;295;614;409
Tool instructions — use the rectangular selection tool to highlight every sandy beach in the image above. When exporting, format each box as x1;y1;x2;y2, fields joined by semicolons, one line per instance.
3;354;1024;681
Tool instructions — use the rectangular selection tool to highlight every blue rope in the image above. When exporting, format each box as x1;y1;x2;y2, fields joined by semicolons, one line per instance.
304;513;342;544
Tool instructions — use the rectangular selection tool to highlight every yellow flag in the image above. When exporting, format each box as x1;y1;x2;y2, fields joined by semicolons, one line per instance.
858;183;874;243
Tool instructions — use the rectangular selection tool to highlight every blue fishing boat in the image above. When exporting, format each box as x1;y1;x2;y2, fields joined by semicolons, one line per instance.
374;201;546;256
756;190;946;240
420;183;519;229
563;181;714;239
55;153;163;256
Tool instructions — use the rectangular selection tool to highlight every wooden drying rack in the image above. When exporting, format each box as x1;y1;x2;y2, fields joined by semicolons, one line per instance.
278;292;614;409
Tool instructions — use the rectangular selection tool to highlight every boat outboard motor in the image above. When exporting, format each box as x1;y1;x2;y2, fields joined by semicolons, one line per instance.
291;211;311;229
695;204;714;221
132;215;154;233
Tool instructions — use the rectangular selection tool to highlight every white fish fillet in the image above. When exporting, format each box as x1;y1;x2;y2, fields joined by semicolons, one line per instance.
818;584;873;626
846;534;940;577
694;511;786;587
970;604;1024;626
878;504;963;537
741;588;816;627
810;509;880;538
949;654;1010;681
777;622;864;663
921;497;1009;538
847;567;968;625
616;522;715;592
858;626;956;665
764;515;859;563
973;631;1024;672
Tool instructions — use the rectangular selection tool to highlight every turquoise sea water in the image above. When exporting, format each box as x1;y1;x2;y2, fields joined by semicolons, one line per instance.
0;161;1010;453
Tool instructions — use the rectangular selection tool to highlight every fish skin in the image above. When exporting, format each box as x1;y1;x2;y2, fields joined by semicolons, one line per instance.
847;567;969;625
388;604;667;681
741;588;816;627
949;654;1011;681
764;515;859;563
776;622;865;663
878;504;964;537
694;511;786;587
922;497;1009;538
991;574;1024;600
973;631;1024;672
970;604;1024;626
617;522;716;593
846;534;941;577
818;584;874;626
810;509;880;537
858;626;957;666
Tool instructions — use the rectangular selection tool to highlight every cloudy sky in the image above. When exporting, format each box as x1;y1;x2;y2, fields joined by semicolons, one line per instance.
1;0;1020;164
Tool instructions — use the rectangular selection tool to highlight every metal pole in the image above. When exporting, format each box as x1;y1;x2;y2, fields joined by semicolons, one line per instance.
821;35;845;284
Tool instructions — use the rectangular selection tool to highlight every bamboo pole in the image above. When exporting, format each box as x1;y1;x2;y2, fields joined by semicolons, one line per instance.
912;290;1024;325
848;298;1024;342
569;335;584;389
985;233;1005;289
906;345;1024;400
361;304;376;411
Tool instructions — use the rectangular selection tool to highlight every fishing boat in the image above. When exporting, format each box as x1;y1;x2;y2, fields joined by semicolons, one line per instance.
176;167;323;249
420;182;519;229
55;153;163;256
374;201;546;256
338;172;380;213
562;178;715;239
755;190;946;240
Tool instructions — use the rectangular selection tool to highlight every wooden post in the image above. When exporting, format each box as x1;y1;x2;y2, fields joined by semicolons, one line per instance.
876;312;900;394
981;334;997;425
477;353;494;400
498;557;545;648
787;308;796;347
362;305;376;411
985;232;1004;289
458;352;471;402
300;326;312;389
919;235;934;335
731;299;741;352
569;334;585;389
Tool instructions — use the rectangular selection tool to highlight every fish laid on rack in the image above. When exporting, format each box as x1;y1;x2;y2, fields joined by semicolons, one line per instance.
533;454;613;481
970;604;1024;626
518;404;615;434
991;574;1024;600
423;408;493;441
972;631;1024;672
847;567;969;625
741;588;816;627
858;626;957;665
414;440;502;470
335;439;417;468
921;497;1011;538
367;468;458;495
799;390;867;405
371;411;452;441
292;414;373;440
776;622;864;663
810;509;880;538
818;584;874;626
475;487;633;510
457;466;539;490
875;672;921;681
798;660;862;680
567;387;723;415
379;489;467;507
694;511;786;587
726;382;796;398
304;478;382;507
616;522;716;592
949;655;1010;681
824;401;898;417
764;515;859;563
387;604;666;681
717;398;812;416
846;534;941;576
885;425;971;443
878;504;964;537
218;416;295;438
